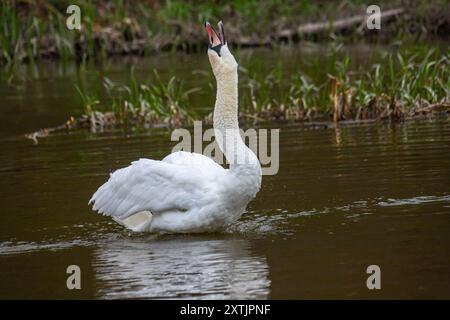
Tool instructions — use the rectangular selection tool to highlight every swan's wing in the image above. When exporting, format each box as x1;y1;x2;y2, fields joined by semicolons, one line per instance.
162;151;224;172
89;153;224;220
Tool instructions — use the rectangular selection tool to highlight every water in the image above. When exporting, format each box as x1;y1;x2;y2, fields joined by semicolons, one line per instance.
0;45;450;299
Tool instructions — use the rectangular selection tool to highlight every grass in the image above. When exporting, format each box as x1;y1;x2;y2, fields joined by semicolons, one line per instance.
74;66;198;131
1;0;20;64
1;0;449;65
238;47;449;122
23;46;449;143
57;47;446;133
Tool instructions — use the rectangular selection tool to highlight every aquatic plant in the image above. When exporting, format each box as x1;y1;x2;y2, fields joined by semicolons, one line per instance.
240;48;449;122
2;0;449;65
72;67;198;133
24;47;449;143
1;0;20;64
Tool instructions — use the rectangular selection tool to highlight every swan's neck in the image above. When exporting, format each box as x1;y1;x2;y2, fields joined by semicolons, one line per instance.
213;70;261;179
213;71;239;138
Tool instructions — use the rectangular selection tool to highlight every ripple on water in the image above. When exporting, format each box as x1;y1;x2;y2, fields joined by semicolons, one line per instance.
378;195;450;207
1;191;449;299
93;238;270;299
227;208;326;236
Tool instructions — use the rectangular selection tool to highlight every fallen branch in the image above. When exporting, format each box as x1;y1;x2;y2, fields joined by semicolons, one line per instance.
411;102;450;114
278;8;404;39
24;102;449;144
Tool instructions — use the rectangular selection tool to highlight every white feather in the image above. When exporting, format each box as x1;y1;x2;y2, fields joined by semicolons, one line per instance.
90;41;262;233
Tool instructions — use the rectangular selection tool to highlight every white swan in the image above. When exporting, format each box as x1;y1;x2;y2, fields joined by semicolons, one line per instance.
89;21;262;233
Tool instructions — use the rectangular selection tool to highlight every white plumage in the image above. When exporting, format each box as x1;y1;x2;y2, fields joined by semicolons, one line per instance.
90;22;262;233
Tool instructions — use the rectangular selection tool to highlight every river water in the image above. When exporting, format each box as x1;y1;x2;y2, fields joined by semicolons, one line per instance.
0;45;449;299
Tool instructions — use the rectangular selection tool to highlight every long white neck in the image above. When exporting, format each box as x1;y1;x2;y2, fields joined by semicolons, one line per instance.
213;70;240;144
213;68;261;190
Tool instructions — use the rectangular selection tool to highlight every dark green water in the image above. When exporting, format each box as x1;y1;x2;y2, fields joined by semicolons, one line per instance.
0;45;449;299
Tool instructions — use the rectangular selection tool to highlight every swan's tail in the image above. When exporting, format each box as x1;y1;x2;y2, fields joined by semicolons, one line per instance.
113;211;153;232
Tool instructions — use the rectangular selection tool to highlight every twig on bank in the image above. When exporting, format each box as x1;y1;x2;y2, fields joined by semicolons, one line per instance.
277;8;405;40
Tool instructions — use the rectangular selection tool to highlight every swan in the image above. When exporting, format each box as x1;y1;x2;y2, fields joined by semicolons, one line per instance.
89;21;262;233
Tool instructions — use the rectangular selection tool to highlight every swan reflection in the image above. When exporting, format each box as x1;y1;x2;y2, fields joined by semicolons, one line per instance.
93;238;270;299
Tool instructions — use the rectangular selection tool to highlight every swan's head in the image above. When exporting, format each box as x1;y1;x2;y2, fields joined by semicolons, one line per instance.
205;21;238;76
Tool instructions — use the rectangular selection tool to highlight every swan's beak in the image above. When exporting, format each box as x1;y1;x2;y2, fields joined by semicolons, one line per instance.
205;21;226;56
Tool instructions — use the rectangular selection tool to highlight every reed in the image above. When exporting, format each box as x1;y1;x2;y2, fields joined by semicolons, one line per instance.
241;48;449;122
24;47;449;143
2;0;448;65
74;67;198;131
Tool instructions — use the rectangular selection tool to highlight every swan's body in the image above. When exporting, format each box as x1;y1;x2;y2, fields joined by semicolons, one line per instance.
89;22;262;233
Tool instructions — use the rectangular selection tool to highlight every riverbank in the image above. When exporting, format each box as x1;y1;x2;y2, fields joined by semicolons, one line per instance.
1;0;449;64
23;46;449;143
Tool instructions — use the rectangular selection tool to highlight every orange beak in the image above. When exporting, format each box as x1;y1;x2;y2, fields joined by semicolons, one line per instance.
205;21;226;47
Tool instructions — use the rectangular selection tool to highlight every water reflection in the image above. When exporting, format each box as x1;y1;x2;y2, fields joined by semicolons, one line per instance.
333;126;342;146
378;195;450;207
93;238;270;299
